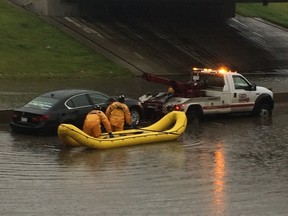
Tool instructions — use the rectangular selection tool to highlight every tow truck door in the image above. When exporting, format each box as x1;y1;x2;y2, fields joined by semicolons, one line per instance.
230;75;256;112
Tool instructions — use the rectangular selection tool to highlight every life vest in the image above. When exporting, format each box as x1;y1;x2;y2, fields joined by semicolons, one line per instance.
83;110;112;137
106;102;131;127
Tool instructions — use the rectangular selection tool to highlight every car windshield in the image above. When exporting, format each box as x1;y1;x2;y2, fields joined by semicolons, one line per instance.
24;96;59;110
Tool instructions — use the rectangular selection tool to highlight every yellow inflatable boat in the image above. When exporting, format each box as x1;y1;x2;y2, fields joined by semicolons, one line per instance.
57;111;187;149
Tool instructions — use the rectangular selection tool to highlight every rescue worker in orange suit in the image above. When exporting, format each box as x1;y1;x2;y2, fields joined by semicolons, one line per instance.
83;105;114;138
105;95;131;132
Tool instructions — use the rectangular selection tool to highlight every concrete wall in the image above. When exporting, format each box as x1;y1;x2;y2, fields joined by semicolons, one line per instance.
10;0;288;17
47;0;80;16
10;0;46;14
10;0;80;16
10;0;235;18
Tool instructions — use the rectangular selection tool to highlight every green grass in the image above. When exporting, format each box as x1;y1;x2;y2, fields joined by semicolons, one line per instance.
236;3;288;28
0;0;131;79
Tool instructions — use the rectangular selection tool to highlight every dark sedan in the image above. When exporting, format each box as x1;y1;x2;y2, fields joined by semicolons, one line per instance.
10;89;142;135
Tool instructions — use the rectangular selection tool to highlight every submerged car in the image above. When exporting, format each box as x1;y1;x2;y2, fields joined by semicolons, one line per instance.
10;89;142;135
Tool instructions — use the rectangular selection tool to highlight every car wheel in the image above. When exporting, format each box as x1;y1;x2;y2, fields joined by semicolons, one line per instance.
130;108;141;125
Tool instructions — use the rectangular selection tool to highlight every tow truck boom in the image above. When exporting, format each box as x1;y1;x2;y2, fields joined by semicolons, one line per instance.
142;72;204;97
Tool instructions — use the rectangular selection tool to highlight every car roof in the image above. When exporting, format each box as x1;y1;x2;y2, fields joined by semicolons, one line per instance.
40;89;106;100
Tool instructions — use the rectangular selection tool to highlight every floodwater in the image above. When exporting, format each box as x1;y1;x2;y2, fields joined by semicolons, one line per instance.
1;77;288;215
1;102;288;215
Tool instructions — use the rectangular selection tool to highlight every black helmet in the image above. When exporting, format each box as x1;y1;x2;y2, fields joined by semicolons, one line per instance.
94;105;101;110
118;95;125;103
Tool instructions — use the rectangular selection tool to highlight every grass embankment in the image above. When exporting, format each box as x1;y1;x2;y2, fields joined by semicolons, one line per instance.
0;0;131;79
236;3;288;28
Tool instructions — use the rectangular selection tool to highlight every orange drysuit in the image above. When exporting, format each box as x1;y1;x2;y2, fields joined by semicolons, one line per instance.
83;110;112;138
105;101;131;131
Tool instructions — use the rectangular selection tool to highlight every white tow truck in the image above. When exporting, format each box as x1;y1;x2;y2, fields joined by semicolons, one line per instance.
139;68;274;121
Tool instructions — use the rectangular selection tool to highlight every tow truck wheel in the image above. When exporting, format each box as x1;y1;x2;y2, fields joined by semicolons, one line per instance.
186;106;203;123
256;104;272;117
186;110;200;123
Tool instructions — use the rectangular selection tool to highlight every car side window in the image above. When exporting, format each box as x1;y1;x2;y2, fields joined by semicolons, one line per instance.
233;75;250;90
88;92;109;104
66;94;91;108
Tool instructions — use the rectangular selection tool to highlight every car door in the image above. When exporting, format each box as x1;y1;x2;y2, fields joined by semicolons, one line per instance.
65;93;94;127
231;75;256;112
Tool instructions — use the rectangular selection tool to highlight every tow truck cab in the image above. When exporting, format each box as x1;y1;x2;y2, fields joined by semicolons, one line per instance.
172;68;274;119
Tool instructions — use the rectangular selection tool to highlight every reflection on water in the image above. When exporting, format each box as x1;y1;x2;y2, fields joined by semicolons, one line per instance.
213;143;226;216
1;105;288;215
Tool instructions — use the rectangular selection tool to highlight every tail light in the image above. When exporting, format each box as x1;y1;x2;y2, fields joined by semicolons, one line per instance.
174;104;185;111
12;113;20;119
31;114;49;122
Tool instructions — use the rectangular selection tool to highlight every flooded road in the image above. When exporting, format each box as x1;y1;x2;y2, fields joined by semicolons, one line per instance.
1;78;288;215
1;103;288;215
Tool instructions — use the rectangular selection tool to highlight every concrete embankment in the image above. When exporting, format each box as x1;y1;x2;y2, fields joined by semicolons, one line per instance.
1;93;287;124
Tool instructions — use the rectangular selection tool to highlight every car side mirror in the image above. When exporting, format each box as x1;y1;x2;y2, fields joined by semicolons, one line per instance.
250;83;257;91
244;83;256;91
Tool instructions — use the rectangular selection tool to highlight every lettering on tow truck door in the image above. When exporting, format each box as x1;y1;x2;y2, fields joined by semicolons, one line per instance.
238;93;249;102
